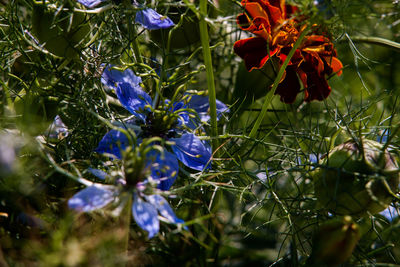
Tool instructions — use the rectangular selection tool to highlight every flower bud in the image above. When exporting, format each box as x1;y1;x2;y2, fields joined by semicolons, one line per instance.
313;139;400;217
310;216;361;265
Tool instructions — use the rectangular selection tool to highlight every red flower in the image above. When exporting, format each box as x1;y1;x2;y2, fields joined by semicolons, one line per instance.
233;0;343;103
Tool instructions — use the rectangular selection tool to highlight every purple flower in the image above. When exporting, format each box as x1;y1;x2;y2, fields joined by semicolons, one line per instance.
132;194;184;238
45;115;69;140
96;65;212;190
68;181;184;238
77;0;107;8
186;95;229;127
68;184;117;212
76;0;174;30
380;205;399;221
135;8;175;30
101;65;142;90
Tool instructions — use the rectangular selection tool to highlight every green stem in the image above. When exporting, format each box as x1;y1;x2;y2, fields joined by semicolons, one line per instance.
248;26;310;139
38;141;93;186
346;36;400;52
198;2;221;263
130;26;158;101
85;21;105;48
131;29;143;65
199;0;218;151
121;196;132;259
0;78;13;111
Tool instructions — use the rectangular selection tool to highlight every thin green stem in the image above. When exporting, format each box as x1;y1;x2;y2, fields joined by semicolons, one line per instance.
199;0;218;151
121;196;132;259
85;21;105;48
130;25;159;102
248;26;310;139
345;36;400;52
131;29;143;65
0;79;13;110
38;140;93;186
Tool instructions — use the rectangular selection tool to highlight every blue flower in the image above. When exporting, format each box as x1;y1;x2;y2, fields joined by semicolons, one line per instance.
135;8;175;30
132;194;184;238
45;115;69;140
101;65;229;126
380;205;399;221
76;0;174;30
68;181;185;238
309;154;318;164
101;65;142;90
186;95;229;123
97;65;212;190
68;184;117;212
184;95;229;130
77;0;106;8
95;130;179;190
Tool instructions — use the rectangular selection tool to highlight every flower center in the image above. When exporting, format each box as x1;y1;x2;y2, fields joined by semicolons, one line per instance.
272;19;300;48
140;111;179;139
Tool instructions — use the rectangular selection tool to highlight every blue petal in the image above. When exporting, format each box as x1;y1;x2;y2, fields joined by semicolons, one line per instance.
170;133;212;171
146;195;184;225
77;0;106;8
173;101;190;127
47;115;68;139
116;82;152;121
87;168;109;180
164;99;189;128
216;99;230;118
377;130;390;144
187;95;229;122
95;130;130;159
147;151;179;191
256;172;267;183
68;185;115;212
309;154;318;163
380;205;399;221
171;100;185;113
101;64;142;91
132;197;159;238
308;154;319;170
135;8;175;30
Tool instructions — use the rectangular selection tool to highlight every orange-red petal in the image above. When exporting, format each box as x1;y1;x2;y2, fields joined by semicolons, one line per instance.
304;71;331;102
275;66;301;103
234;37;278;71
324;56;343;76
265;3;283;25
297;68;307;88
245;2;269;19
252;17;271;39
237;13;252;30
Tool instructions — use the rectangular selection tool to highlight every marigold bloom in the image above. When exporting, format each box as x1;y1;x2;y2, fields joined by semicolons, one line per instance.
233;0;343;103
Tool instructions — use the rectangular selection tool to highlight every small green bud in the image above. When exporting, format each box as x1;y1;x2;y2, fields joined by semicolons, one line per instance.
310;216;361;265
313;139;400;217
